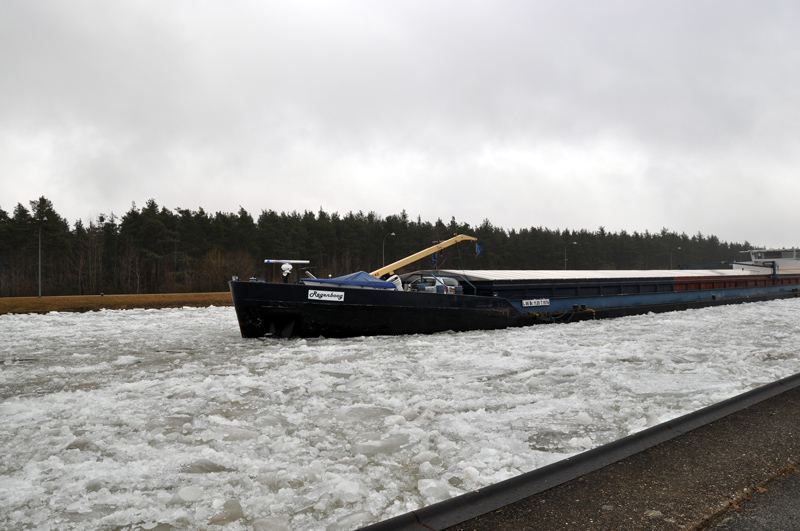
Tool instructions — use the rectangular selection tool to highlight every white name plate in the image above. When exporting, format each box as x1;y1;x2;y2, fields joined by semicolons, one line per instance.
522;298;550;307
308;290;345;302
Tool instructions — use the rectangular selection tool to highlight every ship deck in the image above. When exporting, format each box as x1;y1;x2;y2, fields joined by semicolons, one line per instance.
436;268;769;282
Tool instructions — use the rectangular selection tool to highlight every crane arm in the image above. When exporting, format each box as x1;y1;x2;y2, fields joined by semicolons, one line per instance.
369;234;478;278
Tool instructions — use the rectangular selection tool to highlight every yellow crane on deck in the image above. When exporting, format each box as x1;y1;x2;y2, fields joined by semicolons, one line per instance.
369;234;478;279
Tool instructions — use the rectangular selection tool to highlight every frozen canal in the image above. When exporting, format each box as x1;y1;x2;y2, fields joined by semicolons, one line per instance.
2;299;800;530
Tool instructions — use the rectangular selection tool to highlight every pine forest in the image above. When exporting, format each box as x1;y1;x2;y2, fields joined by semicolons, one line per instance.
1;197;755;297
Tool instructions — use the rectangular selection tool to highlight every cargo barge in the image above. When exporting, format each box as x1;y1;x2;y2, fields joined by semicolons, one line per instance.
229;235;800;338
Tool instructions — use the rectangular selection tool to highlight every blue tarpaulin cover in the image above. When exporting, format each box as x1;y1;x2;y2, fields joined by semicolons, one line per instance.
306;271;396;289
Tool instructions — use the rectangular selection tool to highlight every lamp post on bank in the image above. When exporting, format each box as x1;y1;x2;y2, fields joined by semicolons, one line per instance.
38;216;48;298
383;232;395;267
564;241;577;270
670;246;681;269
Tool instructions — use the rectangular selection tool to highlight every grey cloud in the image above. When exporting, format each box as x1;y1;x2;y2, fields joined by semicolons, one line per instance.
2;0;799;247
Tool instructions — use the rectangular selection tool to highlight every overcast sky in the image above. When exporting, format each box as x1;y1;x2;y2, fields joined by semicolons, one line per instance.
2;0;799;248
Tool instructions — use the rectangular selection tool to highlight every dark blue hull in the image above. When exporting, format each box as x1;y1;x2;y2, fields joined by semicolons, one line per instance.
230;281;534;338
229;273;800;338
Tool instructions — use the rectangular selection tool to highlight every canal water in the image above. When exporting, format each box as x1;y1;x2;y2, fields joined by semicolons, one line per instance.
2;298;799;530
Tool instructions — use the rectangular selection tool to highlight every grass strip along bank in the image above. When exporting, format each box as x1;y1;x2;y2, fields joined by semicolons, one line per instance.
0;292;233;315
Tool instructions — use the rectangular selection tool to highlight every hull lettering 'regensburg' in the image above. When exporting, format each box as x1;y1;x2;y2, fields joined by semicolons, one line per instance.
307;290;344;302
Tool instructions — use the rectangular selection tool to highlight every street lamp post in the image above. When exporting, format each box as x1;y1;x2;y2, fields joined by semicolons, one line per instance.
382;232;395;267
564;241;577;270
670;247;681;269
38;216;48;298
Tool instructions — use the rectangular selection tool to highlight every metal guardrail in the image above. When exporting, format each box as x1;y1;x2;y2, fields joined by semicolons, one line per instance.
359;371;800;531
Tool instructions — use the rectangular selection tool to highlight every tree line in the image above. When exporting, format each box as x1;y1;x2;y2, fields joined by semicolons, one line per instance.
1;196;755;297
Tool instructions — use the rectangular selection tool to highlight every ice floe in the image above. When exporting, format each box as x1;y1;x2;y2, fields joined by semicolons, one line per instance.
1;299;800;529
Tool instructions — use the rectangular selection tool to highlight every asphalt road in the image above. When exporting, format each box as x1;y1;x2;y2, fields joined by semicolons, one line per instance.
704;469;800;531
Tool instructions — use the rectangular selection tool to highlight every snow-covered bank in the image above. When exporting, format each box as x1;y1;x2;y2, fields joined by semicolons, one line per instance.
2;299;799;530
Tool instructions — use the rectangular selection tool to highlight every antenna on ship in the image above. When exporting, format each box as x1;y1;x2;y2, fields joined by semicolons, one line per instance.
264;259;310;283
